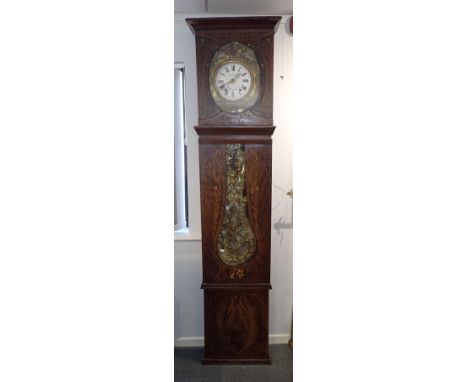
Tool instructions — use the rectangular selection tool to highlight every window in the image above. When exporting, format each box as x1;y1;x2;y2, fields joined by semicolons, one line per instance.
174;64;188;231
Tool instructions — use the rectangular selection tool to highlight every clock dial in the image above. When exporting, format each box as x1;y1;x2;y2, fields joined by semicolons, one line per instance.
209;41;261;114
215;62;252;101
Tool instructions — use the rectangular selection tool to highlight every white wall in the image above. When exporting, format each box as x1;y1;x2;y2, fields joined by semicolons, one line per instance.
174;0;293;15
174;14;293;346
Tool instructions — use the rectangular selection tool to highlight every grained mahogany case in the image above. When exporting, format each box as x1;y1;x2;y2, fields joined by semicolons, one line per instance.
187;16;281;364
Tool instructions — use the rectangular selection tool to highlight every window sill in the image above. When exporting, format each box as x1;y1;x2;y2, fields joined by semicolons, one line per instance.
174;228;202;241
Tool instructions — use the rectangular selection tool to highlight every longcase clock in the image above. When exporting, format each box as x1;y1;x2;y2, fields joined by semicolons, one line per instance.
186;16;281;364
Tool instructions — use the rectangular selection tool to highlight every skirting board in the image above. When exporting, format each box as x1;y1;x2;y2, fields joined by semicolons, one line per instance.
175;334;289;348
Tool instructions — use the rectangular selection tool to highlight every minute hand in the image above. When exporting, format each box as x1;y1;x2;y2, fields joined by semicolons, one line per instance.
228;73;242;84
226;76;238;85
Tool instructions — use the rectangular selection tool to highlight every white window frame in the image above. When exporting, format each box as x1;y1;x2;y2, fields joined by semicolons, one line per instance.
174;63;188;232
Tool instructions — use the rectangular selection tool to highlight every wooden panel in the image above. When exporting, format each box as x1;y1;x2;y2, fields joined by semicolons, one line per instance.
245;143;272;281
199;141;272;284
203;288;270;363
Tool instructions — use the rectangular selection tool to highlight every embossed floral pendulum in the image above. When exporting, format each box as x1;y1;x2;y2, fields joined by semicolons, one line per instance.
217;144;256;266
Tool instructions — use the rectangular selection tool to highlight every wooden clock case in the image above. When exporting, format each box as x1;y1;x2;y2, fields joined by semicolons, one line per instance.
186;16;281;365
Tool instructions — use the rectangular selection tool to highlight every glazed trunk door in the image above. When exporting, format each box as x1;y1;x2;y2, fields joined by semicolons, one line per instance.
199;142;272;284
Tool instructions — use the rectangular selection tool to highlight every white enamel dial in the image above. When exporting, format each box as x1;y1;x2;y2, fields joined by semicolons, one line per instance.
215;62;252;101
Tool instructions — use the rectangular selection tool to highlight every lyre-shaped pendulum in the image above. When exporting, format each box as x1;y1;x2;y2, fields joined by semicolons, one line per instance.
216;144;256;266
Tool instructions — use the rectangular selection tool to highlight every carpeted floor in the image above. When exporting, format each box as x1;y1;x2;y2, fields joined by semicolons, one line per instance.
174;344;293;382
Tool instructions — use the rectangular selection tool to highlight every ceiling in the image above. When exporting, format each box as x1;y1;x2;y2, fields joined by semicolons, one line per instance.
174;0;293;15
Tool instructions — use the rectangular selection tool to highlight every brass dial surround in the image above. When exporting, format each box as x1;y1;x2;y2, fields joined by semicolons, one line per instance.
209;41;261;114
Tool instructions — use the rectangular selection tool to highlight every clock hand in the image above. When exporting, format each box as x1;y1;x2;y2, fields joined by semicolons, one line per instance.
220;73;243;89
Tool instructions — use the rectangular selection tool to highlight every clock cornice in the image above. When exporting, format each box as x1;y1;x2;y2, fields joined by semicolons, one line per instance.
186;16;282;34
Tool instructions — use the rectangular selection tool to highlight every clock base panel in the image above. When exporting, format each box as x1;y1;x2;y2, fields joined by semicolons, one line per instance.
203;288;270;364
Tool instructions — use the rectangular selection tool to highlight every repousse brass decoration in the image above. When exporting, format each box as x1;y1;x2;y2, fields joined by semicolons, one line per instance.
209;42;261;114
217;144;256;265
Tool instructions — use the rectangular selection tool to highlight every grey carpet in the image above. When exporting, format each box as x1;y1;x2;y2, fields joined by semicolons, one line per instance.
174;344;293;382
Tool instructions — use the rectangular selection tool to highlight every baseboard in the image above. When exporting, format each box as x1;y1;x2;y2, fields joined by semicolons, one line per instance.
269;334;290;344
174;337;204;347
175;333;290;348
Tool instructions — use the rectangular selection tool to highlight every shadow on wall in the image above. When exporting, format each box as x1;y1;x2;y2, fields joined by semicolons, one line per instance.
273;216;293;245
272;186;293;245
